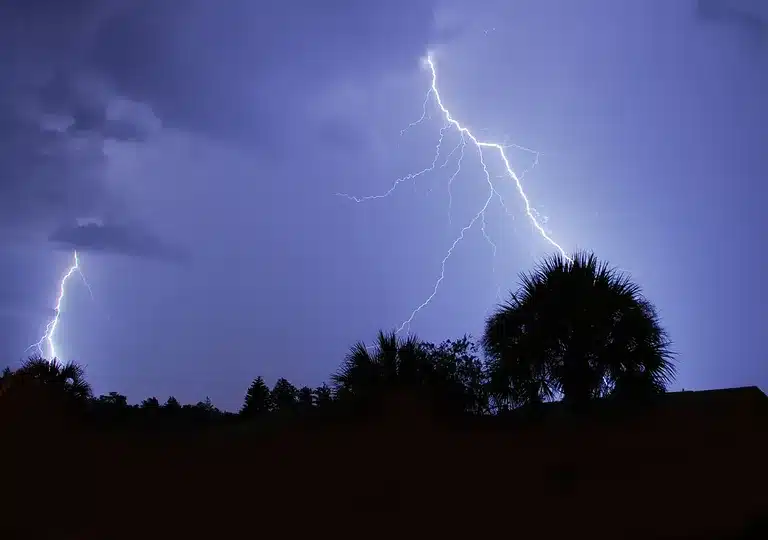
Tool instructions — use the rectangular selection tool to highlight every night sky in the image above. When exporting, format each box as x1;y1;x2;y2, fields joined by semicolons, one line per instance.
2;0;765;411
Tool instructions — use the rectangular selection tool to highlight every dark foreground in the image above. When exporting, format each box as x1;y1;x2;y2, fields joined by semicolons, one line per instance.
3;387;767;539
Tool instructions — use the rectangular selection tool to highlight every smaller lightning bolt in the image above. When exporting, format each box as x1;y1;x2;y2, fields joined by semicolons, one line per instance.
27;250;85;361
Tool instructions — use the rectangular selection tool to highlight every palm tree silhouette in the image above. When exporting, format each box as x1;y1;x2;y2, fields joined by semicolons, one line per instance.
482;251;675;410
0;356;92;403
331;330;438;416
0;357;92;429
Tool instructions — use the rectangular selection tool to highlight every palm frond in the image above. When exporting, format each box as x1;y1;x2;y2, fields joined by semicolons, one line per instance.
376;330;399;383
331;340;374;392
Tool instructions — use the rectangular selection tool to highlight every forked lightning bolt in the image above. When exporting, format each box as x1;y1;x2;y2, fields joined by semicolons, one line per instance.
27;250;90;361
338;53;570;334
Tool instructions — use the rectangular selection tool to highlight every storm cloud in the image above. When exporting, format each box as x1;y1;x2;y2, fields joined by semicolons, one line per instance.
49;223;190;263
84;0;439;140
696;0;767;42
0;40;154;245
0;0;438;243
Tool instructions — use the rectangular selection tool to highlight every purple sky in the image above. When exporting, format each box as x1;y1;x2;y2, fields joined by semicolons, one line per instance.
2;0;766;411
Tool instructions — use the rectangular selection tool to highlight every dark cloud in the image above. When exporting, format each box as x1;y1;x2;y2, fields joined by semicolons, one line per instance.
84;0;438;141
49;223;190;264
0;1;155;238
696;0;767;41
38;71;154;141
0;0;437;239
0;110;108;234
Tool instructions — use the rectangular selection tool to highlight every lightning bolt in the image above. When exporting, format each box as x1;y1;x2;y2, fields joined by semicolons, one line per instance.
26;250;88;361
339;53;571;334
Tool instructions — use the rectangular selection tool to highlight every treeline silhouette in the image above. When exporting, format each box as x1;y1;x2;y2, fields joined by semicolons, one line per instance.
0;252;677;432
4;252;768;540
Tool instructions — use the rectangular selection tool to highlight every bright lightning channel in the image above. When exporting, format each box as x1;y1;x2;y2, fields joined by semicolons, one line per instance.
27;250;89;361
337;53;570;334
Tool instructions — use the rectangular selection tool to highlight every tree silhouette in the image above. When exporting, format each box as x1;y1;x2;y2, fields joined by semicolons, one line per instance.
241;376;272;417
0;357;92;428
483;251;676;410
271;378;298;414
89;392;131;427
297;386;314;414
0;251;682;433
2;357;93;403
331;330;445;416
423;337;489;415
164;396;181;410
195;396;217;412
189;396;220;421
313;383;334;410
141;397;160;409
96;391;129;408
